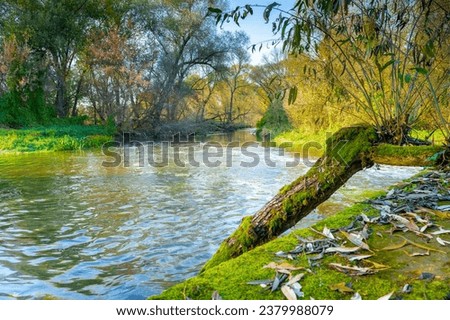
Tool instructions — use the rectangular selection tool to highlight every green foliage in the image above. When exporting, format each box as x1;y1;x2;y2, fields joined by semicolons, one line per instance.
0;125;113;153
105;115;118;136
215;1;449;144
274;129;329;157
0;89;55;127
256;99;292;138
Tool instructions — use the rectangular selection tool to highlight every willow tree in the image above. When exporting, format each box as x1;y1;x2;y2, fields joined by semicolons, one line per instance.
203;0;449;270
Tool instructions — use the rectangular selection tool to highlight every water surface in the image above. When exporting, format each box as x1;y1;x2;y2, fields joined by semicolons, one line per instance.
0;130;421;299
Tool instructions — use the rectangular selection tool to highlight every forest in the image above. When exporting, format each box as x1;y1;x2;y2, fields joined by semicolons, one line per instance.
0;0;448;144
0;0;266;133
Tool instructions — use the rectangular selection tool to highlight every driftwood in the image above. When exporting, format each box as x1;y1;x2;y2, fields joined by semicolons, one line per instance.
202;126;445;271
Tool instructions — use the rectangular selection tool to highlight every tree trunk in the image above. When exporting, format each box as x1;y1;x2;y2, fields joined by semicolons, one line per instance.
202;125;444;271
203;126;378;270
55;75;67;118
71;75;84;117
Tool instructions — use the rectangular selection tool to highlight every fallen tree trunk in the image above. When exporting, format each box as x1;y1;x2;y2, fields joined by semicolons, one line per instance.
202;126;445;271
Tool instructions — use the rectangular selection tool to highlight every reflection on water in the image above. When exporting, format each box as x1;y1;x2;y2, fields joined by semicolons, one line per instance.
0;130;421;299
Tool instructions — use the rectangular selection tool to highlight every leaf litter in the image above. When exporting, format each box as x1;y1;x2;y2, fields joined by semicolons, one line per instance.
248;171;449;300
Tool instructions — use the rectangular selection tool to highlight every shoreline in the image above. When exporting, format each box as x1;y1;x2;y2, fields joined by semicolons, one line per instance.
0;121;250;154
151;169;450;300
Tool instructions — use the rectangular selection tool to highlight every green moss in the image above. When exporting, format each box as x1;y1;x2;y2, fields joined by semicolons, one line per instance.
325;125;377;165
201;216;256;271
267;210;286;234
372;144;443;166
151;191;449;300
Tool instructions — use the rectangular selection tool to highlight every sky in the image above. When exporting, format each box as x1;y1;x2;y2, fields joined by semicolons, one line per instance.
219;1;294;64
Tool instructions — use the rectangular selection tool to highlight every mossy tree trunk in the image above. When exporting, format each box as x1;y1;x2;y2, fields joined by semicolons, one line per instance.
203;126;447;271
203;126;378;270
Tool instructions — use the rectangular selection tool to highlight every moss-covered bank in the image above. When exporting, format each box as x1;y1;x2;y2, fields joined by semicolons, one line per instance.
151;175;450;300
0;125;114;153
371;144;442;166
274;128;447;158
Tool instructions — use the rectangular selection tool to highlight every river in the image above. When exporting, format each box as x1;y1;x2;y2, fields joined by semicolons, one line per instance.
0;129;421;299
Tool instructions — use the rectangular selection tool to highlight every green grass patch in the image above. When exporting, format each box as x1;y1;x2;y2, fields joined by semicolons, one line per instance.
0;125;114;153
274;129;330;157
410;129;447;146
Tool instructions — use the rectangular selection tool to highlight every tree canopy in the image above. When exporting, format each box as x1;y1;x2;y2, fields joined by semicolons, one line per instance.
212;0;449;144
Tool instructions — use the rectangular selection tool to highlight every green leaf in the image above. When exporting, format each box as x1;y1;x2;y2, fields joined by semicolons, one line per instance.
233;11;241;26
208;7;222;14
428;151;444;162
411;67;428;75
404;74;412;83
423;41;435;58
398;71;404;87
380;59;395;72
263;2;280;23
280;19;289;38
288;86;298;105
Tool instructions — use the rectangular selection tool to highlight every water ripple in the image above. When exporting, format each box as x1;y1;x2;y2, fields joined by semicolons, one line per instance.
0;131;421;299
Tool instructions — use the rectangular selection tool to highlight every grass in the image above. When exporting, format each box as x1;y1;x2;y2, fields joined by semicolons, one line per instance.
274;129;331;157
411;129;447;146
0;125;114;153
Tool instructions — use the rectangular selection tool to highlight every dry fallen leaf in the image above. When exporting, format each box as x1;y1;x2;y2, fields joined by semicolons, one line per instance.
287;273;304;286
263;262;305;271
281;285;297;300
399;236;446;254
329;282;354;294
417;207;450;219
347;254;373;261
271;276;281;292
378;291;394;300
402;250;429;257
378;240;407;251
325;246;361;254
323;226;335;240
212;291;222;300
365;260;389;270
436;237;450;246
351;292;362;300
430;227;450;235
340;230;371;251
329;263;377;276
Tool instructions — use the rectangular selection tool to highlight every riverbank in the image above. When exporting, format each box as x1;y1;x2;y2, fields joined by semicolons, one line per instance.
274;128;447;158
151;170;450;300
0;125;114;153
0;120;250;153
